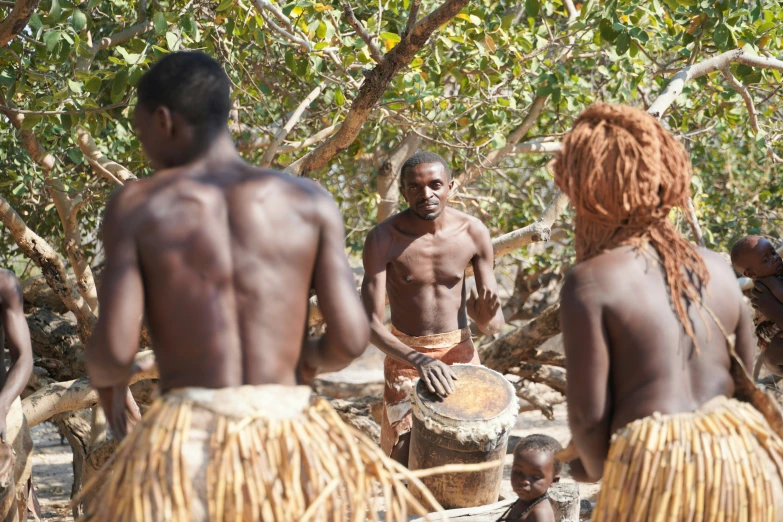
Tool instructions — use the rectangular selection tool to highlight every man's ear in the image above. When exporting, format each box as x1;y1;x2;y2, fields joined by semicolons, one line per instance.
448;178;455;191
153;106;174;137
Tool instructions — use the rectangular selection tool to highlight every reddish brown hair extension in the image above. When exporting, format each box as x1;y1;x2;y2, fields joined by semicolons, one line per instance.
552;103;708;347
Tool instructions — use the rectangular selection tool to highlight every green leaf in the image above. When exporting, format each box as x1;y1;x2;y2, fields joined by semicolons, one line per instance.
525;0;539;17
111;69;129;103
60;114;72;131
85;76;101;93
43;31;61;51
616;32;631;55
491;133;507;149
153;12;168;35
21;114;41;130
714;23;731;50
334;87;345;106
317;21;327;39
71;9;87;31
29;13;42;30
165;31;179;51
49;0;62;21
379;32;401;43
67;148;83;164
285;50;296;71
67;79;83;93
216;0;235;12
599;19;620;43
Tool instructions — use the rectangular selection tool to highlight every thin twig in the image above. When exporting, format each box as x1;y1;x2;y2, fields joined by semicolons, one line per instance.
404;0;421;38
342;3;383;64
0;95;130;115
721;67;759;133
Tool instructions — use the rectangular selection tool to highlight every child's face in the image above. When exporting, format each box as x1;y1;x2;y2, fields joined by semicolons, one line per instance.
736;238;783;278
511;449;558;501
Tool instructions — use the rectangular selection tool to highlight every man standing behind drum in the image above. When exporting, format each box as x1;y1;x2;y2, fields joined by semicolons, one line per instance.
362;150;505;465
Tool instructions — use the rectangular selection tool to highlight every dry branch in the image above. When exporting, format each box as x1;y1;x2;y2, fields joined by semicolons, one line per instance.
76;21;154;72
75;126;137;184
260;83;328;167
513;139;563;154
285;0;470;176
23;351;157;428
342;3;383;65
377;131;422;221
250;0;311;52
2;108;100;318
508;362;567;394
0;0;39;47
278;124;339;153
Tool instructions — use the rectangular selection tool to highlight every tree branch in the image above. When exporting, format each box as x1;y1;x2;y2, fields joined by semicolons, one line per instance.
75;21;154;73
285;0;470;176
342;3;384;65
377;131;423;221
453;95;548;189
513;139;563;154
250;0;311;52
403;0;421;38
721;67;759;133
3;108;100;314
0;0;39;47
0;194;96;342
75;126;137;185
562;0;578;22
278;124;339;153
684;196;705;247
260;82;328;167
647;49;783;120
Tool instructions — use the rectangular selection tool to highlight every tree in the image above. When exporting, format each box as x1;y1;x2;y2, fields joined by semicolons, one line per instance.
0;0;782;506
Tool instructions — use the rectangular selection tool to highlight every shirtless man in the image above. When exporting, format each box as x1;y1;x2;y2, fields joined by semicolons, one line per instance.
362;150;505;465
0;270;32;521
731;235;783;375
80;52;423;522
554;103;783;521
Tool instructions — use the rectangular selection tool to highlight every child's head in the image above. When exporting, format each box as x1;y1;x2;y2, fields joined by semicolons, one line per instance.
511;434;562;501
731;236;783;278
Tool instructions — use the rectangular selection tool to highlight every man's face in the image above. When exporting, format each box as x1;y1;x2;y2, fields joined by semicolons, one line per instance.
737;237;783;279
133;103;169;170
401;162;453;221
510;448;558;501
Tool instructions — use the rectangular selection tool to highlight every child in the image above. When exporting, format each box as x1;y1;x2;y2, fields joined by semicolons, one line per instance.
498;434;562;522
730;235;783;375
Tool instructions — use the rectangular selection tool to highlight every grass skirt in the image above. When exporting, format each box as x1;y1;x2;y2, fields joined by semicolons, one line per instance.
593;395;783;522
76;385;443;521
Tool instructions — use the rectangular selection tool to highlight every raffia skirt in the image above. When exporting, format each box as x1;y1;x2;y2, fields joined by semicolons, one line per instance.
593;395;783;522
76;385;443;522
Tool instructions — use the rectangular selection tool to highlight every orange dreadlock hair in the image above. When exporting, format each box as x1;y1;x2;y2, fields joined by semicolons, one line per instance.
552;103;708;347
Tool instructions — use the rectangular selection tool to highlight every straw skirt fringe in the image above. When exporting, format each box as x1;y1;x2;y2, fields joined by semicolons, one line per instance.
75;387;443;522
593;395;783;522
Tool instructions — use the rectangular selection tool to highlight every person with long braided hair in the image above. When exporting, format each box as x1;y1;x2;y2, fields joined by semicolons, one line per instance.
555;103;783;521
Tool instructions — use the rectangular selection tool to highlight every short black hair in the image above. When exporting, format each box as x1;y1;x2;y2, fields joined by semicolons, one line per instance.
137;51;231;131
514;434;563;475
400;150;451;186
730;235;762;273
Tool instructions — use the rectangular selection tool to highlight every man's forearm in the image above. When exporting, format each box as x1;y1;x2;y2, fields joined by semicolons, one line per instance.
370;324;422;367
569;421;610;482
0;356;32;414
86;355;136;388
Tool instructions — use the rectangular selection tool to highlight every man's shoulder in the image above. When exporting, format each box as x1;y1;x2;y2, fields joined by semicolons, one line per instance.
0;269;21;303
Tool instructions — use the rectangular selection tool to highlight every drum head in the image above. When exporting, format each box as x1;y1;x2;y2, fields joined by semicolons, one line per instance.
415;364;514;423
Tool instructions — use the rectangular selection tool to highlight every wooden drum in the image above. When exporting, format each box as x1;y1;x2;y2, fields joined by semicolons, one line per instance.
409;364;518;509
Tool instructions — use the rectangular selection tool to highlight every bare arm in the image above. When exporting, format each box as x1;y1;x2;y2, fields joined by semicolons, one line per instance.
468;221;505;335
758;275;783;304
85;188;145;388
301;196;369;376
85;188;145;439
0;272;32;434
361;227;456;396
735;281;756;371
560;265;611;482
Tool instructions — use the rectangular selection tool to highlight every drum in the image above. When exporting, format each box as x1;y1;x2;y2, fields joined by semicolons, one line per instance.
409;364;518;509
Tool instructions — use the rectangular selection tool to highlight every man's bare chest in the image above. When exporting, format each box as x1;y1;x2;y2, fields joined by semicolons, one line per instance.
386;236;475;287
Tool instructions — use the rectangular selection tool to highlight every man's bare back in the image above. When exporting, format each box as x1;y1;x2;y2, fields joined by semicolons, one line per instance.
103;162;347;390
561;244;754;478
86;52;367;438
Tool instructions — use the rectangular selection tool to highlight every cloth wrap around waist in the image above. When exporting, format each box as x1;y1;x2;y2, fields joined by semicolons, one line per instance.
76;384;443;522
592;395;783;522
380;326;479;456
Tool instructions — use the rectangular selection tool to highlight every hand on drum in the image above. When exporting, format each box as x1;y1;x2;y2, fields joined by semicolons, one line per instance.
414;355;457;397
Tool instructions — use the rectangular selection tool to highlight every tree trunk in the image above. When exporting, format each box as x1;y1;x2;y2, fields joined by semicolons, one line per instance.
550;482;580;522
377;132;422;222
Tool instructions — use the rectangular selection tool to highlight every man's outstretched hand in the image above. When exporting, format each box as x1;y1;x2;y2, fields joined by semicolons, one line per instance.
413;354;457;397
467;287;500;328
97;358;155;440
752;281;783;327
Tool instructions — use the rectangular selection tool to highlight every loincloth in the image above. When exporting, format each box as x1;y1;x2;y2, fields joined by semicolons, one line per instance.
76;384;442;521
755;314;781;351
593;395;783;522
380;326;479;456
